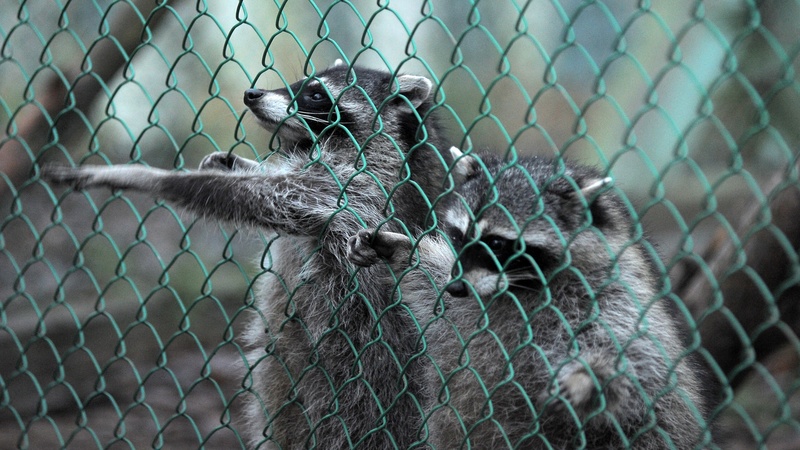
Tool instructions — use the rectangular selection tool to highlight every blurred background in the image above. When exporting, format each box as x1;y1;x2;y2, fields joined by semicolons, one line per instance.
1;0;798;448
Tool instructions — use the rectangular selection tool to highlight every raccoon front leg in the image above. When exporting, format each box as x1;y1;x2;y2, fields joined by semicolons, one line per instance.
42;152;258;190
42;159;348;236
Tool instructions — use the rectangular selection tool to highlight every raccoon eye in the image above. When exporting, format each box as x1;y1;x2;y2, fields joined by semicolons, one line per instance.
308;91;325;102
483;236;512;254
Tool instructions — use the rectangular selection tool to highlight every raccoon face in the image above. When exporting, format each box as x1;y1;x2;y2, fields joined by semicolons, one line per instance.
443;206;561;299
243;76;337;147
243;63;434;150
442;154;615;299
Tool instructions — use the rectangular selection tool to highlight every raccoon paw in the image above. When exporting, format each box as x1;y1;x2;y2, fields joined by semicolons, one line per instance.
549;361;599;419
347;229;382;267
41;165;93;190
347;229;412;267
199;152;258;172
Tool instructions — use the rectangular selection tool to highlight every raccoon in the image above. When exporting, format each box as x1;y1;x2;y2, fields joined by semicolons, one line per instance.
42;62;454;449
347;151;710;449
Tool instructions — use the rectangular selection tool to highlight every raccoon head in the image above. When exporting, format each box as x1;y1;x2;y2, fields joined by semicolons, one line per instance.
243;61;436;153
443;153;616;299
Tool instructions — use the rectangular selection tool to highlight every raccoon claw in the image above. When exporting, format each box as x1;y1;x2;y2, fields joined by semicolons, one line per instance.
347;229;382;267
41;165;92;190
199;152;259;172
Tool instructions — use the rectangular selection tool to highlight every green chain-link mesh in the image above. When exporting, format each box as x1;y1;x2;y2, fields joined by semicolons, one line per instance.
2;0;799;448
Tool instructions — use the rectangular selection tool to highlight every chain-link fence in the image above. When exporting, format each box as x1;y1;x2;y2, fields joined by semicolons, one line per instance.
1;0;799;448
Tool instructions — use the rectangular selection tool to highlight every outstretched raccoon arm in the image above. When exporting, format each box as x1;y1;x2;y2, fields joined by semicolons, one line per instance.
42;162;363;237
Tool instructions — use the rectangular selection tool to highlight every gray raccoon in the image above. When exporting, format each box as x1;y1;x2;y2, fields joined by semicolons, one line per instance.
42;62;453;449
348;151;710;449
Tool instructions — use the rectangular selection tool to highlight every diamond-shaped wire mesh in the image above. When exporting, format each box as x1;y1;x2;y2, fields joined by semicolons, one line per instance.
1;0;799;449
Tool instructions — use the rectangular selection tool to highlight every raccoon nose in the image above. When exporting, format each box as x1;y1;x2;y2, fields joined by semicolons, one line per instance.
243;88;265;105
445;280;469;297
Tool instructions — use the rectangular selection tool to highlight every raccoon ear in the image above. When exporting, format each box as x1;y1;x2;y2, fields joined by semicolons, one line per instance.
576;176;614;227
579;176;613;198
450;146;481;179
333;58;345;67
397;75;433;109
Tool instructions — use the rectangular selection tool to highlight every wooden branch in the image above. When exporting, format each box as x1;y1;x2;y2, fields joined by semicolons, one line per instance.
678;168;800;388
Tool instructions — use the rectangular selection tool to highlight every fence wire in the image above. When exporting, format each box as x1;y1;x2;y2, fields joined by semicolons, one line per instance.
1;0;799;449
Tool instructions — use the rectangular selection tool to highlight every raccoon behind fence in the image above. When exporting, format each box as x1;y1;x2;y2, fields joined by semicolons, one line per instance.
348;151;711;449
41;62;454;449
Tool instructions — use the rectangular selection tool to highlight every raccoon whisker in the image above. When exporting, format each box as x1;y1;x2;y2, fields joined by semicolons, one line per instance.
496;271;542;292
500;266;536;274
499;268;541;279
294;113;329;124
503;282;542;293
294;113;357;127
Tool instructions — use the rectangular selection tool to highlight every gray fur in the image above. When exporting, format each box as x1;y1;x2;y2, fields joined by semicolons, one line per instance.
42;65;453;449
347;153;710;449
